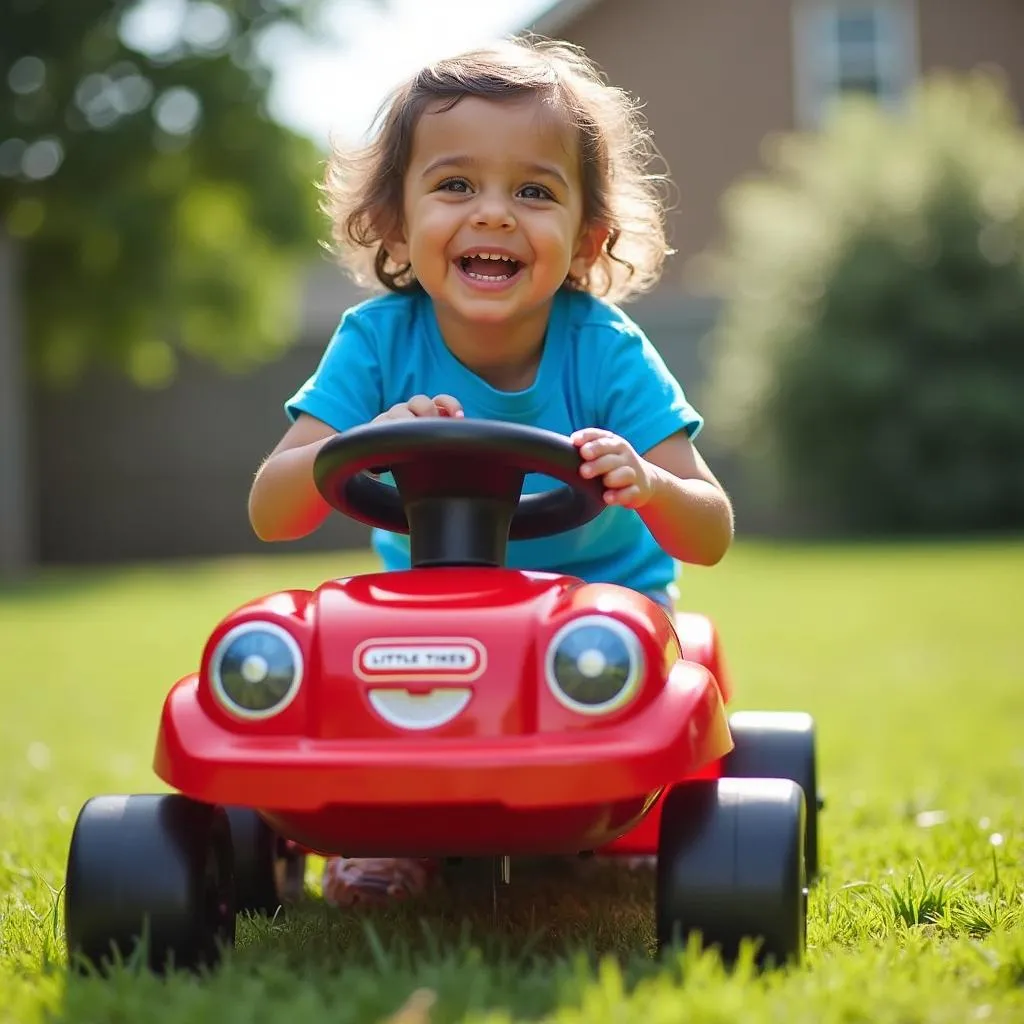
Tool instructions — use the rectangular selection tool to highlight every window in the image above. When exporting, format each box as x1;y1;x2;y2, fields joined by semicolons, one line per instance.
794;1;918;128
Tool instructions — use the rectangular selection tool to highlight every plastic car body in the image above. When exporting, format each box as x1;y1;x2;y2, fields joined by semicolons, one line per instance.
154;569;733;858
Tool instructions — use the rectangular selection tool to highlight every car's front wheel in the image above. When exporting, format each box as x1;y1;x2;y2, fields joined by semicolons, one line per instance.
65;794;235;973
656;778;806;967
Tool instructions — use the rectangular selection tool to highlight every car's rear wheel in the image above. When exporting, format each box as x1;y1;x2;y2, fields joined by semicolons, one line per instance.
656;778;806;968
65;794;235;973
224;807;306;915
722;711;821;881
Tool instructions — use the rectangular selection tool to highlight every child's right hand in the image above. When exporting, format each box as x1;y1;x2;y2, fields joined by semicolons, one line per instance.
373;394;464;422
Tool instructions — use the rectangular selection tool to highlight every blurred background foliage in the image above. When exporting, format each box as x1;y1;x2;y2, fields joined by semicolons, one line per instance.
703;73;1024;535
1;0;338;388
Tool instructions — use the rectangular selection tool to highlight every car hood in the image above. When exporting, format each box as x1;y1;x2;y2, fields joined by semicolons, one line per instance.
307;568;579;739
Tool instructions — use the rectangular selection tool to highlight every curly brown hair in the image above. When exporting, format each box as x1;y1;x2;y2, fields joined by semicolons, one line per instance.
320;36;674;304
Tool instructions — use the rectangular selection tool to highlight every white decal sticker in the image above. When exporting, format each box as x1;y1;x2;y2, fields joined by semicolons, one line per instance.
362;645;475;671
368;688;472;730
353;637;486;682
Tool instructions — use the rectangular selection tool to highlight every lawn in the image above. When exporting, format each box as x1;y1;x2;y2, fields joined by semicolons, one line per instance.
1;541;1022;1023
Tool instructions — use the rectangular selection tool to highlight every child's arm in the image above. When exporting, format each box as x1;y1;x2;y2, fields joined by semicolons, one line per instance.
249;414;339;542
639;433;734;566
572;428;734;566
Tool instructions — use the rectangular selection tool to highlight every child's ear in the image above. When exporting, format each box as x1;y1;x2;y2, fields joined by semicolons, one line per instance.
570;221;610;278
385;234;410;267
380;211;410;267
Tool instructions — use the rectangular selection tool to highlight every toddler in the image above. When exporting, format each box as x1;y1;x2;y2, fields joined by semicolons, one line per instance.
248;35;734;905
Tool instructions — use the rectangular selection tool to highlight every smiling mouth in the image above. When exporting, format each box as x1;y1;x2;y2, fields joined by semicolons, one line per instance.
458;254;522;283
368;688;472;730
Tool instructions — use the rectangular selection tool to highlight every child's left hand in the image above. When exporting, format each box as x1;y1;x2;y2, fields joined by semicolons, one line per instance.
571;428;655;508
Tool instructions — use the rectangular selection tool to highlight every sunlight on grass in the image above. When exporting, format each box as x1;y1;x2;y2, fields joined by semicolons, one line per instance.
1;540;1022;1023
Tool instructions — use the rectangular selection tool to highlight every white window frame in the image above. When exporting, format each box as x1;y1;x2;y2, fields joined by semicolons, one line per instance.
793;0;919;130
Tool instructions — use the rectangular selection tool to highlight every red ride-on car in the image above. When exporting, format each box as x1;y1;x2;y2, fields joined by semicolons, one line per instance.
63;420;821;973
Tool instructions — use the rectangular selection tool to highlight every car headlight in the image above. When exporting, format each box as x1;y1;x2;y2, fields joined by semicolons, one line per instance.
545;615;644;714
210;621;303;720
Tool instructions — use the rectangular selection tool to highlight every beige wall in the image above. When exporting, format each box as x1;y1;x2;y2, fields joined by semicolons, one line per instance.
918;0;1024;111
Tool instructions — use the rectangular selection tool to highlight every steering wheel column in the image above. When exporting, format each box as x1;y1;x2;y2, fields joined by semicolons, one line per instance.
392;458;524;568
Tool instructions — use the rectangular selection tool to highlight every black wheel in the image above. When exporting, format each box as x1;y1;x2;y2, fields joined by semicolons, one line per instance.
224;807;306;916
64;794;235;974
656;778;806;968
722;711;821;881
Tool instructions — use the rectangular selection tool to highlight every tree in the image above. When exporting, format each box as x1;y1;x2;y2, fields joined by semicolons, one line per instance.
702;73;1024;535
1;0;336;386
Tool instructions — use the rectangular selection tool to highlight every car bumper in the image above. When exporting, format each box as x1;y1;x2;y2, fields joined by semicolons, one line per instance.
154;662;732;811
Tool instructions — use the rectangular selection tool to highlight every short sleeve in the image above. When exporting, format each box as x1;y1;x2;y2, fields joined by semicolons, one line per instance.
285;308;384;433
594;322;703;455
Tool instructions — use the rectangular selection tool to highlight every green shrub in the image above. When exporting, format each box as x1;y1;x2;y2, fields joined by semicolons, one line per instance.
702;73;1024;534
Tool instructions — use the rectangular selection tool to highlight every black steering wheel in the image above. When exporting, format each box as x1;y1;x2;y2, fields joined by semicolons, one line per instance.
313;419;607;568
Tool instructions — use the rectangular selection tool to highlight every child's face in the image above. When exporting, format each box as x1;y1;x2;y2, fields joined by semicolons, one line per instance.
389;95;605;330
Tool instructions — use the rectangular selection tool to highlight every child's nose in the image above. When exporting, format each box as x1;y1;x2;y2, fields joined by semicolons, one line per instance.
470;193;516;230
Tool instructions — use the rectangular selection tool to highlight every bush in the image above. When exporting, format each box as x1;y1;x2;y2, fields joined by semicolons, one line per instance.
702;73;1024;534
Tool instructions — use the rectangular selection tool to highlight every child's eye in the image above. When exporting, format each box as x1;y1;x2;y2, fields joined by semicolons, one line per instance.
518;184;554;201
437;178;471;193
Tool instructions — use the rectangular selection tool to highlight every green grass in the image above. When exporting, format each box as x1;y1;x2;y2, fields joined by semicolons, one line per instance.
2;541;1023;1023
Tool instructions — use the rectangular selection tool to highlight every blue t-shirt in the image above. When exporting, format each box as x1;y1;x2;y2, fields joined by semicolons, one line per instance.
286;288;703;599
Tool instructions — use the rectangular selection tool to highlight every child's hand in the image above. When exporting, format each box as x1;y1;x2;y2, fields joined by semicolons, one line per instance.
374;394;464;422
571;428;655;508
